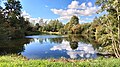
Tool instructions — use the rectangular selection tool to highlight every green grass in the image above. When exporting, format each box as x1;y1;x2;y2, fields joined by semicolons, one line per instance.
0;55;120;67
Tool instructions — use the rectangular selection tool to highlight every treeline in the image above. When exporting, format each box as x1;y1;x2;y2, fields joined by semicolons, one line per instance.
50;0;119;58
37;20;64;32
95;0;120;58
0;0;38;39
34;0;120;57
0;0;120;57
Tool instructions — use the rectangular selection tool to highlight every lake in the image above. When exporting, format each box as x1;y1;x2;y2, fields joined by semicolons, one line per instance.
0;35;98;59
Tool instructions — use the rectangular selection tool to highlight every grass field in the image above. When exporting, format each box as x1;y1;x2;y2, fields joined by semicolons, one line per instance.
0;55;120;67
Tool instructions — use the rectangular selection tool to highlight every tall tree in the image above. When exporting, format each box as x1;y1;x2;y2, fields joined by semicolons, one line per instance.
48;19;63;32
64;15;79;33
4;0;22;16
69;15;79;25
0;0;32;39
96;0;120;58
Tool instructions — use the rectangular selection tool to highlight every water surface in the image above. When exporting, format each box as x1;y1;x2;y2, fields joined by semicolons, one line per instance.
0;35;98;59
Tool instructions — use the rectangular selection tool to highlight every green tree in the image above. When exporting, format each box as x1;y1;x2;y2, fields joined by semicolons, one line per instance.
96;0;120;58
64;15;79;34
71;24;81;34
69;15;79;25
47;20;63;32
0;0;32;39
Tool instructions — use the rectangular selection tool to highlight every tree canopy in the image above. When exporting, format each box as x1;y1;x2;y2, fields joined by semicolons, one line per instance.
0;0;32;39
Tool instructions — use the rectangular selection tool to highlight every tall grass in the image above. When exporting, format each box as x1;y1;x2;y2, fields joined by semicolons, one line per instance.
0;55;120;67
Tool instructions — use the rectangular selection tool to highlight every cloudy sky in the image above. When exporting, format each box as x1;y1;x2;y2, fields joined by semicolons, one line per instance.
20;0;105;24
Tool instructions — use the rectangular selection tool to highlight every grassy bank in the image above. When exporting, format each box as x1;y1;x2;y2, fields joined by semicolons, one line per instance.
0;55;120;67
42;31;61;35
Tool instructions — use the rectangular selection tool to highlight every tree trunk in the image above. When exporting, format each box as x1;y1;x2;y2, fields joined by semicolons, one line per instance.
117;0;120;57
118;16;120;49
117;3;120;50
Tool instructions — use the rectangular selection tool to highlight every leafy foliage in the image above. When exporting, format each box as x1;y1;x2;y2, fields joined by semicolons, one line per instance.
0;0;32;39
41;19;64;32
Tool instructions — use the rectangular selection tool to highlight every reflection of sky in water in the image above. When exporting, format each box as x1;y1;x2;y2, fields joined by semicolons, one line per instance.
22;35;97;59
50;40;97;59
26;35;67;39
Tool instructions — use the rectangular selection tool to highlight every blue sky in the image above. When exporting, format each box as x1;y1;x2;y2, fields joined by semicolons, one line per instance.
20;0;103;24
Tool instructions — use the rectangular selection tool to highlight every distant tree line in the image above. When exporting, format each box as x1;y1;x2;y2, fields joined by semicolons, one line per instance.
34;19;64;32
54;0;119;58
33;3;119;57
0;0;120;58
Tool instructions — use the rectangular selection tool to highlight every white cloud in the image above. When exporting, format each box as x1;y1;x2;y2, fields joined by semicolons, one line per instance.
79;3;86;9
51;1;99;21
68;1;79;9
50;40;72;51
88;2;92;7
21;11;50;25
21;10;31;19
79;18;93;23
50;40;96;59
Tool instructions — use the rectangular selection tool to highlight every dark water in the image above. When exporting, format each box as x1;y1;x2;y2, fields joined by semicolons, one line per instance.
0;35;98;59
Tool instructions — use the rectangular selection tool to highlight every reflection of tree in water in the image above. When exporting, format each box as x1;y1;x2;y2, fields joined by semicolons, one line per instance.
70;41;78;50
0;39;30;55
78;35;100;49
64;35;79;50
29;38;46;44
29;37;64;44
49;38;63;44
50;37;97;59
65;34;101;49
65;34;81;42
